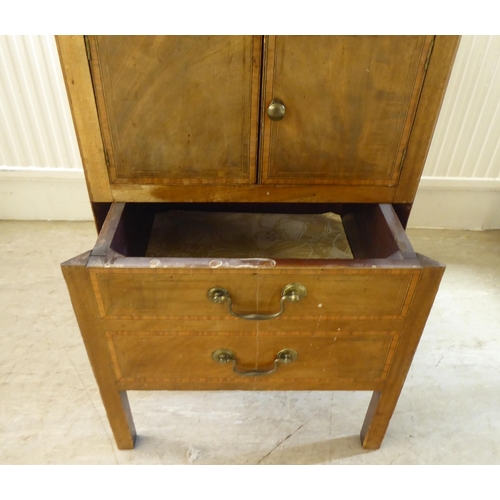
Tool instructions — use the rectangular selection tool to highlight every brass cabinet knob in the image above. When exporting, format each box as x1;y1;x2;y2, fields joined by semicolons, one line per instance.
267;99;286;121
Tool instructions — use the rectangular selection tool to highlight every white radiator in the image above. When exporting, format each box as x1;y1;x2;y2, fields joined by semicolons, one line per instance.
410;36;500;229
0;35;81;170
0;35;90;220
423;35;500;183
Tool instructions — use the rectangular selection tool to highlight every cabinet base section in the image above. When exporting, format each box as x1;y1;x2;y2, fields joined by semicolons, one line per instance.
61;206;444;451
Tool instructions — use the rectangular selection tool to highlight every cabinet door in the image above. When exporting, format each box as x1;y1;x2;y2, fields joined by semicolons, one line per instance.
260;36;434;185
88;36;262;185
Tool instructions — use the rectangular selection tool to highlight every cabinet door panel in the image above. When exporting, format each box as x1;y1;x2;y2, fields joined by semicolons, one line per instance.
89;36;261;185
260;36;433;185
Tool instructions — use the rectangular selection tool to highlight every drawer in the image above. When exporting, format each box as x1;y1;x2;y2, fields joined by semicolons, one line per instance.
74;201;443;391
88;202;421;326
107;330;398;391
91;271;417;320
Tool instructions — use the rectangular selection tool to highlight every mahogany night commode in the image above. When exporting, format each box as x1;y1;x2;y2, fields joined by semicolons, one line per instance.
59;36;459;450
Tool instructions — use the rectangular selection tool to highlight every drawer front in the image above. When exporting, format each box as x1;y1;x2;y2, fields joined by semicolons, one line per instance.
90;268;420;321
107;330;398;390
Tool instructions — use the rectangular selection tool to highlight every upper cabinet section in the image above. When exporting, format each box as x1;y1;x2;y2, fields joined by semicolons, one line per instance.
260;36;433;185
88;36;262;185
57;35;459;203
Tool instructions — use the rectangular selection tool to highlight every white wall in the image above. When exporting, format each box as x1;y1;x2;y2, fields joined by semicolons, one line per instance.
0;35;499;228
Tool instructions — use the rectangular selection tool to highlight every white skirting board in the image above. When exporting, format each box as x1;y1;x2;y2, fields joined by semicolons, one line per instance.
0;168;93;221
409;177;500;230
1;170;500;229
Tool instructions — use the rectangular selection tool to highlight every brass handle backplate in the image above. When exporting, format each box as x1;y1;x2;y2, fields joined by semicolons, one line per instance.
207;283;307;320
267;99;286;121
212;348;298;377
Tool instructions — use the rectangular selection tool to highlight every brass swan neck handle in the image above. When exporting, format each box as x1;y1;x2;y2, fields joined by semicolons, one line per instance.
207;283;307;320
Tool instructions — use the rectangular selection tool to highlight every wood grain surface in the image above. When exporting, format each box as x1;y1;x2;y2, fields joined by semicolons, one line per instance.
394;36;460;202
260;36;433;185
360;254;445;449
55;36;112;201
89;36;261;185
61;252;136;449
57;35;458;205
108;330;397;388
90;269;419;320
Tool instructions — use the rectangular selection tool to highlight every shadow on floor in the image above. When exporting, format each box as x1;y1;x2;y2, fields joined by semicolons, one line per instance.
252;434;369;465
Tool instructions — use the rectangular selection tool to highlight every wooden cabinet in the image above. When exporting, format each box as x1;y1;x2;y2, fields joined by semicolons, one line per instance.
60;35;457;203
58;35;459;452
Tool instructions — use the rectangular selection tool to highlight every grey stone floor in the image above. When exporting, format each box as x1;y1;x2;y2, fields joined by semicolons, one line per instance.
0;221;499;464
